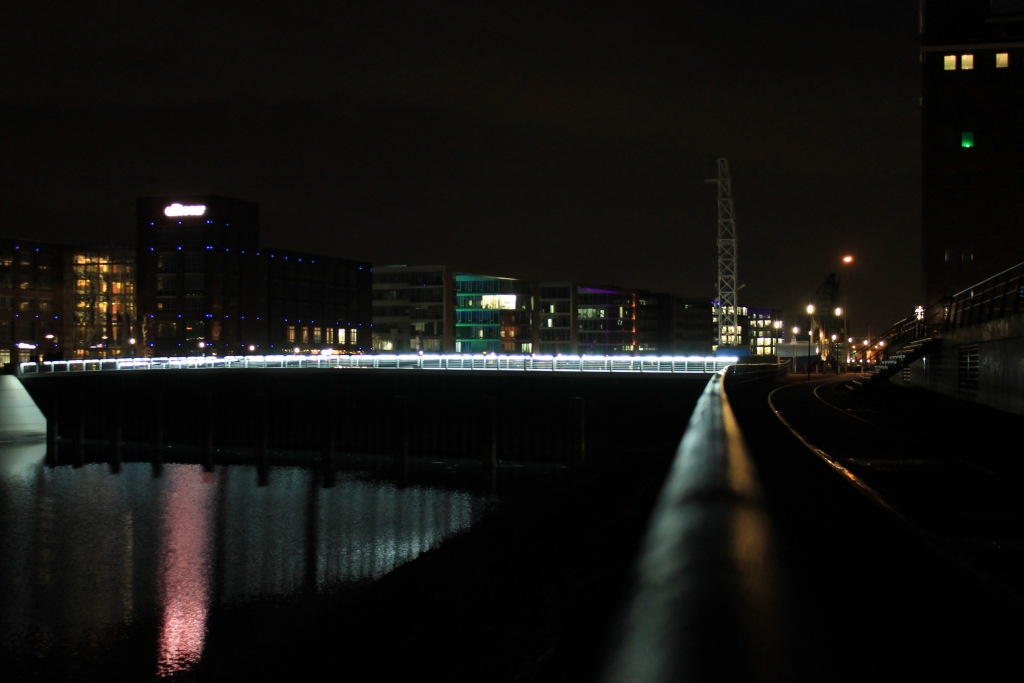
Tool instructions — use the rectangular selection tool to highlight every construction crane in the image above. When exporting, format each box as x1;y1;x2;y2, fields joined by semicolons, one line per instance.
705;159;738;350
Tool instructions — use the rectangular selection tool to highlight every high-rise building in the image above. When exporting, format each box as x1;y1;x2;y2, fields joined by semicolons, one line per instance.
66;247;137;358
0;238;65;364
136;195;371;356
921;0;1024;304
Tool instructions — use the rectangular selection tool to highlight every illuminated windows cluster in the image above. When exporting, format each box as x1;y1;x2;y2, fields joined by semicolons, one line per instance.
943;52;1008;70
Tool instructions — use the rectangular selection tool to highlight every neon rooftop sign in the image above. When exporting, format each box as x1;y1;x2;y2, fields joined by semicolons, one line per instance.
164;203;207;217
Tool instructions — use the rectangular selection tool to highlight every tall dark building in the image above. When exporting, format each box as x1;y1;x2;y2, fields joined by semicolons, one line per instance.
137;195;370;356
922;0;1024;304
0;238;65;365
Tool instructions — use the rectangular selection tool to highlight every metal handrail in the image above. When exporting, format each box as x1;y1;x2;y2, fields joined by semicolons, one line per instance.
602;367;787;682
19;353;740;376
854;261;1024;367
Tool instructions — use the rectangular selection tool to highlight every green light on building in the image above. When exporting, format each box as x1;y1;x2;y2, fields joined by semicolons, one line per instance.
961;131;974;148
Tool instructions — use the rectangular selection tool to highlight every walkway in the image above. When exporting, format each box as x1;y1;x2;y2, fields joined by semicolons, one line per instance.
728;374;1024;680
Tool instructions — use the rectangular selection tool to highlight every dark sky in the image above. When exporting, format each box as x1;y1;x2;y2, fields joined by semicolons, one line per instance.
1;1;921;335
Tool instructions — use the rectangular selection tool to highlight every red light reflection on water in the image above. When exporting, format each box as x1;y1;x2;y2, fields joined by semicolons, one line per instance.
156;468;217;677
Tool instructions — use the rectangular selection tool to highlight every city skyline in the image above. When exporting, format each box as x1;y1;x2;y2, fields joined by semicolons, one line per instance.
0;2;921;336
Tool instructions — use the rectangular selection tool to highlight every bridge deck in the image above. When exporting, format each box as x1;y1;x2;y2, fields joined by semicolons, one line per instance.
20;353;737;375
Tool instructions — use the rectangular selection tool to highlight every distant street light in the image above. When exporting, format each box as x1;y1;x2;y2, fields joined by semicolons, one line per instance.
841;255;853;370
806;304;815;380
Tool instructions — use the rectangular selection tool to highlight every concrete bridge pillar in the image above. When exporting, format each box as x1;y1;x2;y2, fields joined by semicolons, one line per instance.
74;388;86;466
255;393;268;466
110;389;122;466
201;392;214;469
483;396;497;469
46;392;59;466
321;395;335;472
570;397;586;467
152;395;164;464
395;395;409;467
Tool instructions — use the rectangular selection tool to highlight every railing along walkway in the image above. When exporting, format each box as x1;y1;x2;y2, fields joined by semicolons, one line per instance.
20;354;739;376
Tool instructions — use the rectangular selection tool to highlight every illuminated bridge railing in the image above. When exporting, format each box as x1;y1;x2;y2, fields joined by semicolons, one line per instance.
19;354;738;376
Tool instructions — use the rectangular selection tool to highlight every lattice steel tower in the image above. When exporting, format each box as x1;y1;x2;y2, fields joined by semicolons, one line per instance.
705;158;738;348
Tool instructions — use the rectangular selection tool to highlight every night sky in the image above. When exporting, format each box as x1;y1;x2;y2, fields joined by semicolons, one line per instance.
1;1;920;335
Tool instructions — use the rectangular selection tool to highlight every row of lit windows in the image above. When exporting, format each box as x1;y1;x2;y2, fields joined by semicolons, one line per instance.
1;274;54;290
286;325;357;345
944;53;1009;70
0;296;54;312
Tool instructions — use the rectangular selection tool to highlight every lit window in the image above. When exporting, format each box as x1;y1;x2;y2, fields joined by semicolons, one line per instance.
997;53;1009;68
287;325;295;342
944;55;956;70
962;131;974;147
338;328;346;344
962;54;974;70
302;327;309;343
350;329;357;344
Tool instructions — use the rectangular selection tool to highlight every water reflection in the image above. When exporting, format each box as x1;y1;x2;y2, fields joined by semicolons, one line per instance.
157;467;216;677
0;445;491;678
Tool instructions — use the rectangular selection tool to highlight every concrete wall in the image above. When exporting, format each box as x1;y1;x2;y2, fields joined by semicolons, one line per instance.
0;375;47;441
20;369;710;462
891;310;1024;416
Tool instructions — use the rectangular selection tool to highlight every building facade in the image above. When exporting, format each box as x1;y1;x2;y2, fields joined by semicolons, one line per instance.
372;265;452;353
372;265;536;354
66;247;137;358
746;307;786;356
137;195;370;356
922;0;1024;304
0;238;65;365
636;291;674;354
536;283;637;355
673;297;715;356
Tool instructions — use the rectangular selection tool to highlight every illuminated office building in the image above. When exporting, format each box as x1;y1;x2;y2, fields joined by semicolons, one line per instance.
454;273;535;354
746;307;785;356
538;283;635;356
922;1;1024;303
371;265;536;353
67;247;137;358
0;238;64;364
137;195;371;356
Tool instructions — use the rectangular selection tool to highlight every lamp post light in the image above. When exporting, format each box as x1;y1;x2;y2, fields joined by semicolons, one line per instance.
806;304;815;380
842;255;853;369
772;320;782;357
833;307;843;373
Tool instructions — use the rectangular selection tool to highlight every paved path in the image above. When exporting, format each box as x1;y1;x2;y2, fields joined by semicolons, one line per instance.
728;375;1024;680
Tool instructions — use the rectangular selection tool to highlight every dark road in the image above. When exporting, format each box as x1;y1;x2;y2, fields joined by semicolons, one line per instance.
727;375;1024;680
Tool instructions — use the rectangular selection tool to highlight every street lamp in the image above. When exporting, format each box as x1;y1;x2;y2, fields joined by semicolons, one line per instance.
772;320;782;357
806;304;815;380
842;255;853;368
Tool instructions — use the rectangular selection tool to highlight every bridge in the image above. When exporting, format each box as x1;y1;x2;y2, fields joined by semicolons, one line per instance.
17;353;737;376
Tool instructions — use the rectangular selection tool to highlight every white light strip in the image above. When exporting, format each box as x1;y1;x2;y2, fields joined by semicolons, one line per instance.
21;354;741;376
